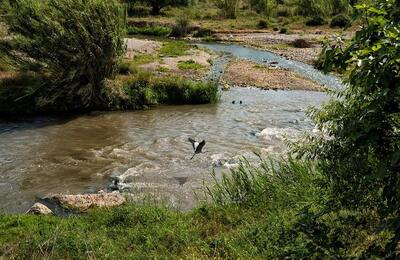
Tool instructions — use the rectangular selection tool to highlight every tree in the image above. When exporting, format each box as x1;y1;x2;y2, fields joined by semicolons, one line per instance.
296;0;400;217
1;0;126;111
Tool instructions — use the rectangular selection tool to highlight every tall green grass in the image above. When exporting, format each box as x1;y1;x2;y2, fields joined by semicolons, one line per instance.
127;26;172;36
208;156;326;208
0;156;394;258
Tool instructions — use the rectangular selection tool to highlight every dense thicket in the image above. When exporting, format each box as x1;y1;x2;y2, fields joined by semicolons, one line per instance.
293;0;400;255
0;0;126;113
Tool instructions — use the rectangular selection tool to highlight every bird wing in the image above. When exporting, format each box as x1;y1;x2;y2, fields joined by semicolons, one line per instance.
197;140;206;153
188;137;196;150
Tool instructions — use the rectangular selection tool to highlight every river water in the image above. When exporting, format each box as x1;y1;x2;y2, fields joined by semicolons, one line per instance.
0;44;335;213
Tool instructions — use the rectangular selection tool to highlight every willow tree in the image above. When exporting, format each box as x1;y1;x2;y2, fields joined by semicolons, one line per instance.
1;0;126;112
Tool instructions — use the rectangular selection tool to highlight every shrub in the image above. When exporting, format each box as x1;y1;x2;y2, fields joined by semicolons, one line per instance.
257;20;269;29
330;14;351;28
291;39;312;48
177;60;204;70
160;41;190;57
126;3;151;17
129;0;190;15
276;6;293;17
2;0;126;112
170;17;191;37
212;0;238;18
193;28;214;38
295;0;400;223
150;76;219;105
305;15;326;26
279;27;288;34
127;26;172;36
0;72;44;114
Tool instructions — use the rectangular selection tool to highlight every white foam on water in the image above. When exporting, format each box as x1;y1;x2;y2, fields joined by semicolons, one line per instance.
256;127;300;141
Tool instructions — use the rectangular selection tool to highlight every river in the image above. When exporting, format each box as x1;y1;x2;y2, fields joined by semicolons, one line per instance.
0;43;336;213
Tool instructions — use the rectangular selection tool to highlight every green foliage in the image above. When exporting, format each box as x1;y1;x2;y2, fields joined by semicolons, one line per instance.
170;17;191;37
127;26;172;36
297;0;351;17
330;13;351;28
151;77;219;104
305;15;326;26
250;0;276;16
128;0;190;15
0;73;44;114
257;19;269;29
208;157;325;208
296;0;400;225
212;0;239;18
279;27;289;34
159;41;191;57
126;3;151;17
177;60;204;70
1;0;126;112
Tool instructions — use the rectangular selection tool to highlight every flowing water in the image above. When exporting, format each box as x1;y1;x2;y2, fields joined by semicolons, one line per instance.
0;44;337;213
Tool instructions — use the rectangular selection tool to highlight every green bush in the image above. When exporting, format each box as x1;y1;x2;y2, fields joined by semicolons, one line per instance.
126;3;151;17
212;0;238;18
170;17;191;37
296;0;400;229
127;26;172;36
152;77;219;104
279;27;288;34
305;15;326;26
330;13;351;28
160;41;190;57
257;19;269;29
177;60;204;70
1;0;126;112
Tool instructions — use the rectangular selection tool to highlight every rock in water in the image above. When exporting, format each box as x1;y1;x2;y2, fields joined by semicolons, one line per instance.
26;203;53;215
51;192;126;212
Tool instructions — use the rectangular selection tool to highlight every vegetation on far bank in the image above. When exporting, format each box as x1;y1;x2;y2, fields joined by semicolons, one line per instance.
124;0;361;38
0;0;218;115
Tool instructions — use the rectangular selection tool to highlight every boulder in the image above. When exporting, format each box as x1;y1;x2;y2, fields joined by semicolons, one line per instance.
26;202;53;215
51;192;126;212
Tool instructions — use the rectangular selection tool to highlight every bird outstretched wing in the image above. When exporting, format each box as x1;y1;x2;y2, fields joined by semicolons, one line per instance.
188;137;196;150
197;140;206;153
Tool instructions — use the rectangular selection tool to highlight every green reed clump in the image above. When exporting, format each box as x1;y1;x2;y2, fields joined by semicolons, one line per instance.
127;26;172;36
151;76;219;105
207;157;325;208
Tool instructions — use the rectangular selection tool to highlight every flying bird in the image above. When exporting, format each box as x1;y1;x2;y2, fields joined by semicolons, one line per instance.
188;138;206;160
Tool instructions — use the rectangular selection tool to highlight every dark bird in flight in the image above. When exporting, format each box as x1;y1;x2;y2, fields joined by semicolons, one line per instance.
232;101;235;104
188;138;206;160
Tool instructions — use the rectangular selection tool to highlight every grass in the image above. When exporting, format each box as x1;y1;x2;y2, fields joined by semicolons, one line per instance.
0;158;321;259
159;41;191;57
177;60;204;70
1;158;391;258
127;26;172;36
